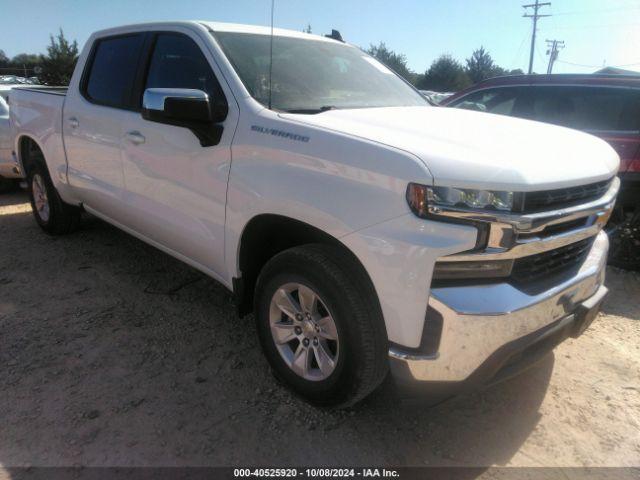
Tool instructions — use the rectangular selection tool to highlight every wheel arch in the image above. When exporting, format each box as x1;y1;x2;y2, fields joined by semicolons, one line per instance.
234;214;383;325
17;135;46;179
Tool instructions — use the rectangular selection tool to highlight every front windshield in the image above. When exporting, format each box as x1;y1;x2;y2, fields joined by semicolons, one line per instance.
213;32;427;113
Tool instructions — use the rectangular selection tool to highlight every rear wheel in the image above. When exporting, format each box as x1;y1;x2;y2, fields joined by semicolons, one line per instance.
254;244;388;407
27;163;81;234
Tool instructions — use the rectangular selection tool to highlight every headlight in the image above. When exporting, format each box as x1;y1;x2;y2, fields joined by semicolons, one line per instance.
406;183;514;217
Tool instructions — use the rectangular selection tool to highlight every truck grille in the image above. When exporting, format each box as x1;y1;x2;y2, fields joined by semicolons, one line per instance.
511;237;594;283
519;179;612;213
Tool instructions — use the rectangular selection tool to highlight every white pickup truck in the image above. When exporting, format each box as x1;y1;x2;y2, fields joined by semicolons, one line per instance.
10;21;619;406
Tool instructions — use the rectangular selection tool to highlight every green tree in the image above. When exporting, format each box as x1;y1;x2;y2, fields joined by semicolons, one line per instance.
303;24;312;33
0;50;9;68
419;55;471;92
465;46;497;84
39;29;78;85
365;42;416;83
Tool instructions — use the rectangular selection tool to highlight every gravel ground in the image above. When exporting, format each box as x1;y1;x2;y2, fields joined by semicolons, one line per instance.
0;191;639;469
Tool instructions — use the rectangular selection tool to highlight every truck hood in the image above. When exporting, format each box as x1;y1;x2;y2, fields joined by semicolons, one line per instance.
282;106;619;191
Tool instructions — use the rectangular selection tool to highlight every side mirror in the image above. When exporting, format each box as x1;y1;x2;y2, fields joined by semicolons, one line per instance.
142;88;226;147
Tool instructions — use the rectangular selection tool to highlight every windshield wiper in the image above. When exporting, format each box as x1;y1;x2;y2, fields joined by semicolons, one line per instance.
283;105;338;114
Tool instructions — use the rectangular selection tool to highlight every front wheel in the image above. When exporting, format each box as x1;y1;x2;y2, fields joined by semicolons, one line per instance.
28;163;81;235
254;244;388;407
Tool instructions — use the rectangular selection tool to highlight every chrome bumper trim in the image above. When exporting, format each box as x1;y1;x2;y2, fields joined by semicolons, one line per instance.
389;230;609;382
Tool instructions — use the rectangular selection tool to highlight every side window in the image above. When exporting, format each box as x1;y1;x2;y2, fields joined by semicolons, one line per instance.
144;33;221;101
529;86;640;133
84;34;145;109
452;88;517;116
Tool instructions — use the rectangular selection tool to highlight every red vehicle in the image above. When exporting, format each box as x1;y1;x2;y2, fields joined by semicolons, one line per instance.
443;74;640;268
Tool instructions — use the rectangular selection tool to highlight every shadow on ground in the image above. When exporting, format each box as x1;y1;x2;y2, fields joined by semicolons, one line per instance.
601;267;640;319
0;192;553;468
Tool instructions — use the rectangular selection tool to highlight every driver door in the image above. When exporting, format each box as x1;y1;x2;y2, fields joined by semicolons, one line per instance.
118;31;238;278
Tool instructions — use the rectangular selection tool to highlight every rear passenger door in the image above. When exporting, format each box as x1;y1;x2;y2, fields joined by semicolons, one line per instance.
118;30;238;278
64;33;146;220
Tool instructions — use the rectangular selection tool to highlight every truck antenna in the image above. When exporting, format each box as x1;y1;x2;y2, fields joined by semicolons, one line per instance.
268;0;275;110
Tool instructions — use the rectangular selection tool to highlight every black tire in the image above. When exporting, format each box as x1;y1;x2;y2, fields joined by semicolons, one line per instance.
27;162;81;235
254;244;388;407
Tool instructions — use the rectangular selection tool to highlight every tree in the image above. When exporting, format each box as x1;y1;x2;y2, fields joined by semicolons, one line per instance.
0;50;9;68
419;55;471;92
365;42;416;83
303;24;312;33
465;46;496;84
39;29;78;85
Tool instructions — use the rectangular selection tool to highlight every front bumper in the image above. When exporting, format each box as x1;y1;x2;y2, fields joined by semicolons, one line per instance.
389;230;609;388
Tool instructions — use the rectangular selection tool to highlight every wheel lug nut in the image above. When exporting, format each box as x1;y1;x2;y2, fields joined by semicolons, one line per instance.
303;338;310;347
313;338;319;346
295;314;303;321
294;326;302;335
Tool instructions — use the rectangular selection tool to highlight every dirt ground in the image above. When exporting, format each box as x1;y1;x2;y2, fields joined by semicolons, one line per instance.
0;191;639;469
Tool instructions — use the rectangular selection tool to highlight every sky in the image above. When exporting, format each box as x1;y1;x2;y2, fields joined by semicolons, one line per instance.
1;0;639;75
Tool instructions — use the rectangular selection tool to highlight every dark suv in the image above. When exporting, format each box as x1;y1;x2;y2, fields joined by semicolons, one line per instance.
443;74;640;268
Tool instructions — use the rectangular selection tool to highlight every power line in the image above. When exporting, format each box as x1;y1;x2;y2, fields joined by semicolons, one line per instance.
556;59;640;69
523;0;551;74
553;5;640;16
539;22;639;30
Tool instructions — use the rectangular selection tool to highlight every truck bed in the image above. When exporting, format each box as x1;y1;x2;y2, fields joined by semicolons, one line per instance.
13;86;68;96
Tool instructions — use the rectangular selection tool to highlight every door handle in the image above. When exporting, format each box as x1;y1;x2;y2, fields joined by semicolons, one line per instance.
68;117;79;128
125;131;146;145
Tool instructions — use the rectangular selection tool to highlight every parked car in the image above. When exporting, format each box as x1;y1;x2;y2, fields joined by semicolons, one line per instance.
443;74;640;268
0;75;37;85
10;22;618;406
0;96;21;191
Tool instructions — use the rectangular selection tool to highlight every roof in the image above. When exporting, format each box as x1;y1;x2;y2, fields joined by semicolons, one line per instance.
91;20;344;45
444;73;640;105
473;73;640;87
594;67;640;75
201;21;342;43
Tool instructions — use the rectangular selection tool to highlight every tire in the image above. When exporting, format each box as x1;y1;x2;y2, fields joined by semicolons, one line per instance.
254;244;388;407
27;162;81;235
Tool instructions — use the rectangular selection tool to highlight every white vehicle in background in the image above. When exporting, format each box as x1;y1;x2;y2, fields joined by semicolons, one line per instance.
10;21;619;406
419;90;454;105
0;96;21;191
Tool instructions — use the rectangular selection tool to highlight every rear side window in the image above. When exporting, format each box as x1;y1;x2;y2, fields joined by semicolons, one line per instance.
527;86;640;133
84;34;145;109
144;33;221;100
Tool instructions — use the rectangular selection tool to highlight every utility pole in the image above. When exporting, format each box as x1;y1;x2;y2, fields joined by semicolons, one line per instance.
523;0;551;74
545;39;564;74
